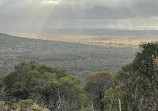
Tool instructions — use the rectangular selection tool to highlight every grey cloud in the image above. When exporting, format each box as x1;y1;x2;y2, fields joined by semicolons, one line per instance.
0;0;158;31
0;0;158;19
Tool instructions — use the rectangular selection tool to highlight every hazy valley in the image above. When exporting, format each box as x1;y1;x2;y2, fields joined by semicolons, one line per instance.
0;32;137;84
1;0;158;110
8;29;158;47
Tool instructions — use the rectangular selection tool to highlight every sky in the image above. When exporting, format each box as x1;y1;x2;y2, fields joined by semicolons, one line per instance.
0;0;158;33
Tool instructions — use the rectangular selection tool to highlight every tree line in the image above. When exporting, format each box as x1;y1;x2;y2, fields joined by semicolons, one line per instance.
0;42;158;111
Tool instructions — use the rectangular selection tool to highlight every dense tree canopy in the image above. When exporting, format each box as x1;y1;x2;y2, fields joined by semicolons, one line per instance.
116;42;158;111
1;42;158;111
1;61;88;111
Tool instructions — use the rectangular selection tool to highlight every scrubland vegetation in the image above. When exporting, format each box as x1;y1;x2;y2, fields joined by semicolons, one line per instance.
0;33;136;84
1;33;158;111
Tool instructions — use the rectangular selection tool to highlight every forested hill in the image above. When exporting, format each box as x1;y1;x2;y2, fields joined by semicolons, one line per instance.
0;33;137;83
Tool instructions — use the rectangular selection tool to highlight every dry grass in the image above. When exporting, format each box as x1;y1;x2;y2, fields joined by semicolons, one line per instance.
14;33;157;47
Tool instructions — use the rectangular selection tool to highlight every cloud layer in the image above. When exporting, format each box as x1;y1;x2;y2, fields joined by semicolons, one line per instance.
0;0;158;31
1;0;158;19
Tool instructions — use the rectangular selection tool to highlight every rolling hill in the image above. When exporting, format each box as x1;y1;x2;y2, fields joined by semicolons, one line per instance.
0;33;137;84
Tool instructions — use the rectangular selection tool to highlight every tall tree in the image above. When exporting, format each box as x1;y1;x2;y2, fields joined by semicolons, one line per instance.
116;42;158;111
102;85;122;111
84;71;113;111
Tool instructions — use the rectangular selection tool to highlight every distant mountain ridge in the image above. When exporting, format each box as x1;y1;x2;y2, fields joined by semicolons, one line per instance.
6;29;158;37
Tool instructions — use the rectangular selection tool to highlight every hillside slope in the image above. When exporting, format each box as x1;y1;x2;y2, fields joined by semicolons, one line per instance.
0;33;137;83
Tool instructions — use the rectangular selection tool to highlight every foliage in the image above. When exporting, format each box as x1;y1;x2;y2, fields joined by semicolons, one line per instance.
2;34;158;110
116;42;158;111
11;99;50;111
2;61;88;111
84;71;113;111
0;33;136;84
102;85;120;110
0;101;9;111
